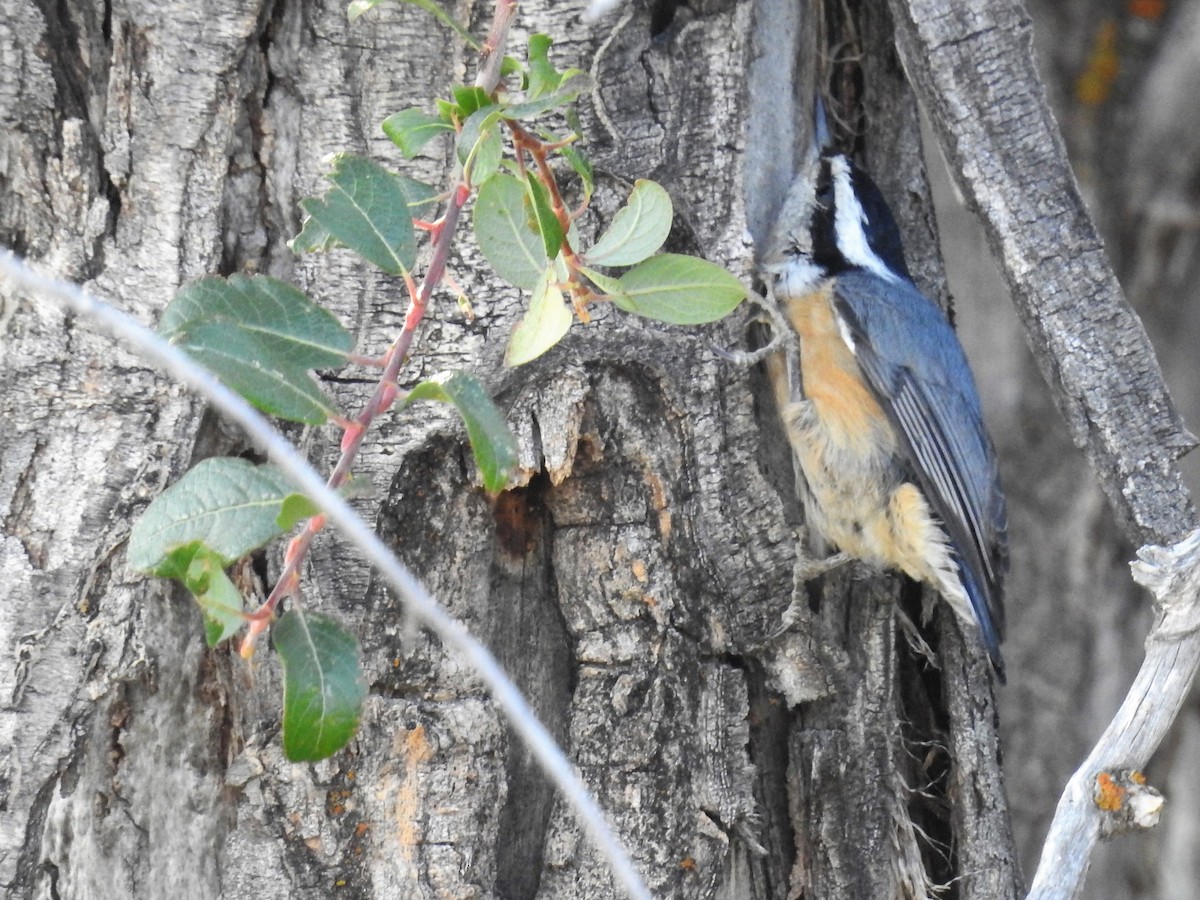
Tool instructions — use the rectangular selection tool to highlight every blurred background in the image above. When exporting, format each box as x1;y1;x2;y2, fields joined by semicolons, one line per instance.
932;1;1200;894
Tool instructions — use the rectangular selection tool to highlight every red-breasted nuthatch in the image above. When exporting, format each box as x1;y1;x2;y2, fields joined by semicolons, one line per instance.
763;100;1008;680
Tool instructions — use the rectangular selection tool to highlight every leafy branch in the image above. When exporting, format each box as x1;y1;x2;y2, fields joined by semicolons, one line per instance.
0;250;651;900
120;0;745;775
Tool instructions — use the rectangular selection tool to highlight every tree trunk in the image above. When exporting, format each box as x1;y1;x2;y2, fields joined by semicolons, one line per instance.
18;0;1177;896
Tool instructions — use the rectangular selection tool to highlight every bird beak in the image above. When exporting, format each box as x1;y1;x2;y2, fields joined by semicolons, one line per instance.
813;93;831;155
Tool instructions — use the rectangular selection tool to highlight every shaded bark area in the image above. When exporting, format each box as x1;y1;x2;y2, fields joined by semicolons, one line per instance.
1;0;1024;898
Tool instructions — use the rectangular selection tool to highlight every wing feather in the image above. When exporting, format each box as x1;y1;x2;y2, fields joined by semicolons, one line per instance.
831;272;1007;651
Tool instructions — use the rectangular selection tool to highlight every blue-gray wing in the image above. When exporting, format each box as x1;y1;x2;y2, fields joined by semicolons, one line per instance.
831;270;1008;668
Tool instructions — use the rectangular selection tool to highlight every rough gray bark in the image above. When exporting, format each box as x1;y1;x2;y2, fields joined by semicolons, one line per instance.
2;0;1023;898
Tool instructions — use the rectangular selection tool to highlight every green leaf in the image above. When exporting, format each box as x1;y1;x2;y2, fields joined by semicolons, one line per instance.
159;275;352;422
276;608;367;762
405;372;518;492
276;479;376;531
561;108;592;193
499;55;523;78
288;217;340;253
584;180;673;267
161;275;352;369
129;458;295;573
504;72;593;120
183;550;247;647
382;108;454;158
292;174;435;251
505;268;573;366
278;493;321;530
393;176;439;217
614;254;748;325
155;542;205;581
579;265;627;297
452;85;493;117
474;174;549;290
559;143;594;201
525;173;564;260
171;323;342;423
347;0;481;49
293;154;416;275
457;107;504;187
527;34;560;98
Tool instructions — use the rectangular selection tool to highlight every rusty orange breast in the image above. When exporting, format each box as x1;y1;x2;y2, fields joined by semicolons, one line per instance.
782;285;891;458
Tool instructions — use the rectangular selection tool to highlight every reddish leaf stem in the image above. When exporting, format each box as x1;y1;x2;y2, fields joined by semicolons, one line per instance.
508;121;596;320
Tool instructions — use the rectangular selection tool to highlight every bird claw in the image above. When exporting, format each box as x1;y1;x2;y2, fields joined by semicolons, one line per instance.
712;287;796;366
711;340;780;366
772;550;852;639
896;606;940;671
795;550;851;582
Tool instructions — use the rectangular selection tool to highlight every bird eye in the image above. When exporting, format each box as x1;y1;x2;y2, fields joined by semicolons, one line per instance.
816;183;834;211
815;159;835;212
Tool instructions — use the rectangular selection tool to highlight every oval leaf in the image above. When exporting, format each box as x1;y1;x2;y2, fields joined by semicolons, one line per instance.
294;154;416;275
275;609;366;762
405;371;518;492
292;176;436;254
474;174;549;290
504;269;572;366
382;108;453;158
583;180;672;267
457;106;504;187
614;253;747;324
452;84;492;117
559;143;593;201
161;275;352;368
128;458;295;574
167;322;340;424
578;265;626;297
159;275;351;423
504;72;593;120
278;493;321;530
526;33;560;98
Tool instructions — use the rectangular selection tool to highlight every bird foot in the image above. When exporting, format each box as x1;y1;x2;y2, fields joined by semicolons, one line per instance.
773;550;851;638
711;288;796;366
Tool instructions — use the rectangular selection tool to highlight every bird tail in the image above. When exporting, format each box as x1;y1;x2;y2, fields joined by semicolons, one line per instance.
957;561;1006;683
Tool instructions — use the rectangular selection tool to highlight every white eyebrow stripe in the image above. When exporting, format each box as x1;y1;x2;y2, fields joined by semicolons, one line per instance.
829;155;898;283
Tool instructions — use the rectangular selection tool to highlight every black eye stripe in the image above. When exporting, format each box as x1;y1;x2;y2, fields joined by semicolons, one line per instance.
810;157;841;272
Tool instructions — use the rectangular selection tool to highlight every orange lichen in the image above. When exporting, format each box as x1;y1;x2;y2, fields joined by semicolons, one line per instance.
1096;771;1126;812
